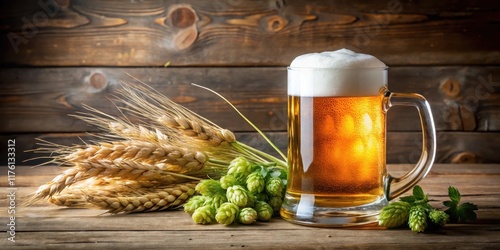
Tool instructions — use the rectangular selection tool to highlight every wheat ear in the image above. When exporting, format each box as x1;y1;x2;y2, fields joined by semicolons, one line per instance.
84;181;198;214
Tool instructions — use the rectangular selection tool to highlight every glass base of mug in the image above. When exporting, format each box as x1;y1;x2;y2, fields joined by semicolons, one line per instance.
280;193;388;227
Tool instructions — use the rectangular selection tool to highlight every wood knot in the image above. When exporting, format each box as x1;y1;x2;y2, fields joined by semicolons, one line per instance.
451;151;479;164
172;26;198;50
439;78;461;98
88;72;108;91
166;5;197;29
265;15;289;32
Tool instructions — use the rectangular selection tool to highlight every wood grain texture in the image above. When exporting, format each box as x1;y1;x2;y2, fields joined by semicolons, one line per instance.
0;66;498;133
1;0;499;66
0;164;499;249
0;130;498;165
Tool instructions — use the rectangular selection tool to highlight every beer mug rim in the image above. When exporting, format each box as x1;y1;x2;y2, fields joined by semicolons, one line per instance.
287;66;389;71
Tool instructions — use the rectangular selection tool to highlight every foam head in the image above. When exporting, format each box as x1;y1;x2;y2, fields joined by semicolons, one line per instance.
288;49;387;97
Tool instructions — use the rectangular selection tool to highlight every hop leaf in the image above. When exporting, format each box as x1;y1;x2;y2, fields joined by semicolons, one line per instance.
226;185;249;208
443;186;478;223
227;157;253;182
246;172;265;194
215;202;240;225
265;177;284;197
255;201;273;221
429;210;449;228
413;185;425;200
184;195;207;214
192;205;216;225
196;179;225;196
408;205;428;233
203;193;228;210
220;175;239;189
268;196;283;215
378;201;411;228
238;207;258;225
448;186;461;204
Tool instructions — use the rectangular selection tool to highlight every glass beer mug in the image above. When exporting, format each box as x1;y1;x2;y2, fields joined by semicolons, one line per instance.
280;49;436;226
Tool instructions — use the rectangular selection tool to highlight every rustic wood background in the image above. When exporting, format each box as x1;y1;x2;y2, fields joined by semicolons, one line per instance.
0;0;499;165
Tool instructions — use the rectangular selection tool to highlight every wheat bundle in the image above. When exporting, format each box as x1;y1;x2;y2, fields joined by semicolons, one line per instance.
29;78;286;214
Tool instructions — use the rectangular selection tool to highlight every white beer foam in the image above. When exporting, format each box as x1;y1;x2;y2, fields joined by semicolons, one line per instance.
288;49;387;97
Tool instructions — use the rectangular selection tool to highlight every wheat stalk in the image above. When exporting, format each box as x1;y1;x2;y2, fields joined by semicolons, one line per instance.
30;140;210;200
64;140;208;172
88;181;197;214
49;178;198;214
31;163;198;201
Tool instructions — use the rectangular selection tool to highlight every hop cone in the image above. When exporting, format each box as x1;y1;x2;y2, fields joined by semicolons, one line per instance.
378;201;411;228
246;172;265;194
226;185;249;208
184;195;207;214
204;193;228;210
239;207;258;225
429;210;449;228
256;193;269;202
227;157;253;181
255;201;273;222
409;205;428;233
215;202;240;225
192;205;216;225
245;190;256;208
268;196;283;215
220;175;238;189
196;179;225;196
265;177;284;197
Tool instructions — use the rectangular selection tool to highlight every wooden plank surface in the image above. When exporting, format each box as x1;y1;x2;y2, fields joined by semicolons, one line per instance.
0;164;499;249
1;66;498;133
1;0;499;66
1;130;499;165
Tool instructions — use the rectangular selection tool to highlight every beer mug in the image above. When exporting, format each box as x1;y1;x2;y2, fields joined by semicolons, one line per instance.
280;49;436;226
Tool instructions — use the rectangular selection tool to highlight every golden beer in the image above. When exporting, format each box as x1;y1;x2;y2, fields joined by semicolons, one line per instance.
287;94;386;207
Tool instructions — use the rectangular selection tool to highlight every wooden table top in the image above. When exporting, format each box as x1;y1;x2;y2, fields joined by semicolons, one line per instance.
1;164;499;249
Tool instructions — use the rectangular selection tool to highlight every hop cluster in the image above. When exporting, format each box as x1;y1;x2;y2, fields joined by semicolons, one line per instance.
184;157;287;225
378;185;475;233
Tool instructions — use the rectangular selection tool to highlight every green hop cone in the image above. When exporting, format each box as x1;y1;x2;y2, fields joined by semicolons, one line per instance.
246;172;265;194
215;202;240;225
204;193;228;210
265;177;284;197
255;201;273;222
220;175;239;189
245;190;256;208
192;205;216;225
256;193;269;202
239;207;258;225
227;157;253;182
429;210;449;228
195;179;225;196
378;201;411;228
184;195;207;214
408;205;428;233
226;185;249;208
268;196;283;215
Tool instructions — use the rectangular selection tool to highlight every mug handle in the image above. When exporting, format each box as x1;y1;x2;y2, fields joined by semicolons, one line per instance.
383;92;437;201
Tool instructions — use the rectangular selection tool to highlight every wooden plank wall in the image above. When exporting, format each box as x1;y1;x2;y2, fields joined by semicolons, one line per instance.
0;0;499;165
